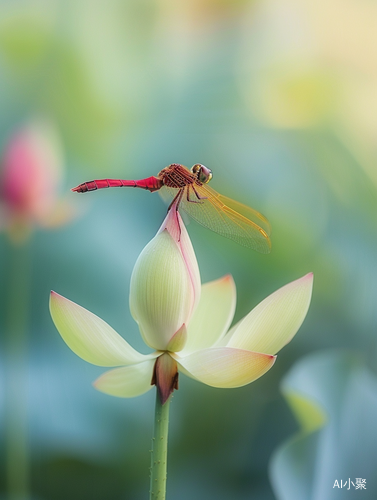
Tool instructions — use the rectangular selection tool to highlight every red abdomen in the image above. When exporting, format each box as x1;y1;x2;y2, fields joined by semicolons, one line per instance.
72;176;162;193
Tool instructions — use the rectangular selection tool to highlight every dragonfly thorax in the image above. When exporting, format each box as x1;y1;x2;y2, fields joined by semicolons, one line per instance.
191;164;213;184
158;163;213;189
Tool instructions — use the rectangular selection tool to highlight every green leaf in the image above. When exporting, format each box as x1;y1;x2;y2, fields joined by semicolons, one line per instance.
270;350;377;500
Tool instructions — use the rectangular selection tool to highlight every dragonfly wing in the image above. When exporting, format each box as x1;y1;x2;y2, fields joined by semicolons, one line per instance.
158;185;271;253
208;187;271;237
181;184;271;253
158;185;177;206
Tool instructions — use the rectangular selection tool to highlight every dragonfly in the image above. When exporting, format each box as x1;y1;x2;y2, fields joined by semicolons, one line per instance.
72;163;271;253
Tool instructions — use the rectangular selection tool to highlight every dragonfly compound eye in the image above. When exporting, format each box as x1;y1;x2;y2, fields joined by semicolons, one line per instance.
191;164;213;184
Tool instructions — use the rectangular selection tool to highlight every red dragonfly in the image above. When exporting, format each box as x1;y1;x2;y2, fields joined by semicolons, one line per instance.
72;163;271;253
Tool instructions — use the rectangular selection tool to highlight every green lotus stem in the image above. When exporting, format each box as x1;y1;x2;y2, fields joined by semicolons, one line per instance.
149;392;171;499
5;238;32;500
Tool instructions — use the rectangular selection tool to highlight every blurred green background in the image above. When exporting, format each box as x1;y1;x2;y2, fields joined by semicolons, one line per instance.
0;0;376;499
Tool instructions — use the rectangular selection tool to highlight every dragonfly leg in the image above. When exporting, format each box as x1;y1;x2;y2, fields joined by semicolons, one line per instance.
167;189;182;212
186;184;205;204
191;184;207;202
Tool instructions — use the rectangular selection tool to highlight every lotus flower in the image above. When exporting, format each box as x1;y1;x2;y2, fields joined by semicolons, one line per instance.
50;207;313;404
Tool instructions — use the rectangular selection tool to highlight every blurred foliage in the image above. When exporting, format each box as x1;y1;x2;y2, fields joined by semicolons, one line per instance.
0;0;376;499
271;351;377;500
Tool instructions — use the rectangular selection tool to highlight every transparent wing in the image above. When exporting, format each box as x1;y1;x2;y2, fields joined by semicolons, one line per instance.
159;184;271;253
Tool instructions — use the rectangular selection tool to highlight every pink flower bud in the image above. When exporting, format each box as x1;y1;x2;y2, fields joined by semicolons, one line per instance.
1;119;65;234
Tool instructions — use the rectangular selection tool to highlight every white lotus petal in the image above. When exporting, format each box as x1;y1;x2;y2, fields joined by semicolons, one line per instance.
214;319;242;347
175;347;275;388
227;273;313;354
50;292;156;366
182;275;236;355
94;360;155;397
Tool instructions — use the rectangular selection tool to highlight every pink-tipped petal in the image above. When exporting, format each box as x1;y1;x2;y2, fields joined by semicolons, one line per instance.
227;273;313;355
94;360;156;398
182;275;236;355
50;291;157;367
175;347;275;388
159;207;201;316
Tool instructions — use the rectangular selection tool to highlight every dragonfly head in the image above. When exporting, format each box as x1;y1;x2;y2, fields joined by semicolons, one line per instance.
191;164;213;184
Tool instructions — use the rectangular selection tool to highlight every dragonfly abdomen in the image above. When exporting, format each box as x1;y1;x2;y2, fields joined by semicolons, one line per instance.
72;176;162;193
